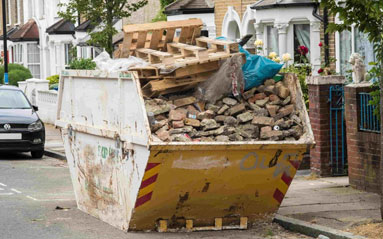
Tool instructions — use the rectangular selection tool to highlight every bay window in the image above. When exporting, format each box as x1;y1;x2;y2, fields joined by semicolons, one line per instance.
27;43;40;79
266;26;279;55
336;23;376;76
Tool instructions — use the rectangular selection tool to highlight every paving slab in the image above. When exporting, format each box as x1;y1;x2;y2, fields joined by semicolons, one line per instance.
44;124;65;158
278;175;381;231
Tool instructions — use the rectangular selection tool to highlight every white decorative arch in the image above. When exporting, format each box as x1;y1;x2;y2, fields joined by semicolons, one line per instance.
221;6;242;40
241;5;256;47
241;5;256;36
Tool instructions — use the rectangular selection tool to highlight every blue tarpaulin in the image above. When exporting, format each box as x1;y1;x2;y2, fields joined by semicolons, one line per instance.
216;37;283;90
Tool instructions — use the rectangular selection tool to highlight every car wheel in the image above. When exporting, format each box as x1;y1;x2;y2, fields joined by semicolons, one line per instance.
31;150;44;159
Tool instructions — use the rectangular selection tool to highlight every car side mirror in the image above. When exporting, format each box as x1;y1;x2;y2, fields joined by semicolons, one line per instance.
32;105;39;111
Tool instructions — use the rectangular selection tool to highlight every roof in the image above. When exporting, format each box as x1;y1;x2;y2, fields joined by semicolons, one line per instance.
251;0;316;10
75;19;93;32
164;0;214;15
0;27;19;40
46;19;75;35
112;31;124;45
9;19;39;42
75;18;120;32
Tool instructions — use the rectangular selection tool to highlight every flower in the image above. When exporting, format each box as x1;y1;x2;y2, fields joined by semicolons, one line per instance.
269;52;277;59
282;53;292;62
298;45;309;55
273;57;281;63
318;68;324;74
319;42;323;47
254;39;264;47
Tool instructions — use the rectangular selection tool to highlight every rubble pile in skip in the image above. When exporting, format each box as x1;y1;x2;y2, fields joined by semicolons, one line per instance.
145;78;303;142
113;19;305;142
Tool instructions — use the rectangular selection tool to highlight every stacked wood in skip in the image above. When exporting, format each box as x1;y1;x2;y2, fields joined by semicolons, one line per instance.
114;18;204;59
114;19;244;97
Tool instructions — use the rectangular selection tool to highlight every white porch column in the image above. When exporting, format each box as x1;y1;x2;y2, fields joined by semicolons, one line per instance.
310;21;321;75
254;23;264;55
275;22;289;56
56;42;64;73
76;46;81;59
44;44;50;78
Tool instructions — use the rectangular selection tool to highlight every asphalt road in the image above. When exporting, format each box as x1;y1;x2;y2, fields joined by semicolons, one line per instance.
0;153;310;239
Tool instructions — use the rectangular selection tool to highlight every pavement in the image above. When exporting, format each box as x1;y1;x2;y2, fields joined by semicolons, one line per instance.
44;124;66;159
278;175;381;236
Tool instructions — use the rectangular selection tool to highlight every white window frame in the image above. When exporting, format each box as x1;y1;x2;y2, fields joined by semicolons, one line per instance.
39;0;45;19
27;42;41;79
265;24;279;55
64;43;72;65
14;44;23;63
6;0;11;26
15;0;21;25
80;47;88;59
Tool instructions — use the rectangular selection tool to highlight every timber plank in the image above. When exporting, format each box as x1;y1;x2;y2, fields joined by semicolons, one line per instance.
123;19;203;33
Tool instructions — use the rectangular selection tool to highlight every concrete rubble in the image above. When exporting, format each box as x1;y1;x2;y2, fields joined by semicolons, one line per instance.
145;78;304;142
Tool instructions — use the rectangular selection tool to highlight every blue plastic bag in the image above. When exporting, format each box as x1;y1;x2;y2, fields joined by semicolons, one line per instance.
216;37;283;90
239;46;283;90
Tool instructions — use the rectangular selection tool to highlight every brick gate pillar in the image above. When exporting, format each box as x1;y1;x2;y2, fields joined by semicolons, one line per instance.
307;76;345;176
345;83;381;193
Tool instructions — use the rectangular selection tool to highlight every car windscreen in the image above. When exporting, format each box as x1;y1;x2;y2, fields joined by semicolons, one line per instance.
0;89;31;109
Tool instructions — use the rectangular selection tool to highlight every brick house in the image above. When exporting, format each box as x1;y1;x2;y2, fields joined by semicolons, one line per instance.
0;0;161;80
213;0;375;76
165;0;216;38
0;0;25;64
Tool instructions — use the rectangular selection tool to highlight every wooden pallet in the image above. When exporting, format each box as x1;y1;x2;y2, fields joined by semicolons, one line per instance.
136;48;174;65
114;19;245;98
167;43;209;60
141;73;211;97
196;36;239;54
115;19;203;58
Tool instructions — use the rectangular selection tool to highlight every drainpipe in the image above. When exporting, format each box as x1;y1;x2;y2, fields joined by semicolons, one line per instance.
312;3;330;67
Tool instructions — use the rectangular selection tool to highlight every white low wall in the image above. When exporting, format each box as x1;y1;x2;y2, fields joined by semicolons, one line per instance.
18;79;58;125
36;90;58;124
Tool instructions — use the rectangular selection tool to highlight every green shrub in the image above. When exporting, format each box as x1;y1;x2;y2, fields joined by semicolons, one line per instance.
47;74;60;85
68;58;96;70
0;64;33;85
8;70;33;86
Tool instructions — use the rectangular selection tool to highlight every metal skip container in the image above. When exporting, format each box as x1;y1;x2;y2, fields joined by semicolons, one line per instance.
56;70;314;232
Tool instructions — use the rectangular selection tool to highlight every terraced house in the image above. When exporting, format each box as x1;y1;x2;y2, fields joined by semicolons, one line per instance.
0;0;160;80
214;0;376;76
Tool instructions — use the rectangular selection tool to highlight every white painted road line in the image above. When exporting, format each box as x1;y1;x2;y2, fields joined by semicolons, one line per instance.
0;193;14;196
0;188;4;191
0;183;7;187
11;188;22;194
26;195;38;201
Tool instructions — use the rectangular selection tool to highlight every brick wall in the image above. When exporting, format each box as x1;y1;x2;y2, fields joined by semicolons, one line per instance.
213;0;256;37
319;9;336;70
345;85;381;194
0;0;24;35
123;0;161;25
307;76;345;176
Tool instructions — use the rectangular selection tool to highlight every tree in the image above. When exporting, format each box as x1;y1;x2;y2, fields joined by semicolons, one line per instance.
59;0;148;55
320;0;383;219
152;0;175;22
